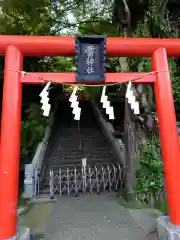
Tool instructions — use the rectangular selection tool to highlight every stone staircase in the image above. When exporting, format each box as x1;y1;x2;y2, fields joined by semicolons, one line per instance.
39;99;116;194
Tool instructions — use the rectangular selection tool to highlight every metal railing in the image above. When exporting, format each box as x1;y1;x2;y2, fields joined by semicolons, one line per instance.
49;164;125;198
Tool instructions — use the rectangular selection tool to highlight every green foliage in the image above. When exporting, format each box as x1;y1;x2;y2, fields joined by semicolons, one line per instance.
20;103;50;161
0;0;53;35
155;201;168;213
138;4;175;38
51;57;75;72
85;86;102;102
135;135;166;209
131;2;180;107
169;58;180;104
78;21;117;36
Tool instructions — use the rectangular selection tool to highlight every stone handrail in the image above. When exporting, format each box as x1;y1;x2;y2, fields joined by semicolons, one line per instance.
91;101;125;166
23;109;56;199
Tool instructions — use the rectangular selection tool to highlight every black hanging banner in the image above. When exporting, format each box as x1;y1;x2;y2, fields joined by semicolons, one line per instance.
75;35;106;83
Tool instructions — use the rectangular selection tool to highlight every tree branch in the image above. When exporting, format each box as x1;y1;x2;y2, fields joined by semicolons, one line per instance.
53;19;112;26
53;19;112;34
121;0;131;31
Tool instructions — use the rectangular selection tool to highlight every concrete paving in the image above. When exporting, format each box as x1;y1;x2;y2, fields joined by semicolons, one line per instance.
43;193;156;240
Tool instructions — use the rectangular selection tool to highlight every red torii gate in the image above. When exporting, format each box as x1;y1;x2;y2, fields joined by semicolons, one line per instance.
0;36;180;239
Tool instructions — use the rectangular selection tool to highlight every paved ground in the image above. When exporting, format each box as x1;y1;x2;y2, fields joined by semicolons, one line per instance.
41;193;156;240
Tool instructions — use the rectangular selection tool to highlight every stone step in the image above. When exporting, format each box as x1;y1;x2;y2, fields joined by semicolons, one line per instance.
39;101;116;193
47;160;114;167
46;159;114;168
48;151;113;158
48;145;112;152
47;152;113;160
59;140;110;143
45;160;114;171
39;188;50;195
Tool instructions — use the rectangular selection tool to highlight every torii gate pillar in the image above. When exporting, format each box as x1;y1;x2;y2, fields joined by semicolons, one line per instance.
0;46;23;240
152;48;180;221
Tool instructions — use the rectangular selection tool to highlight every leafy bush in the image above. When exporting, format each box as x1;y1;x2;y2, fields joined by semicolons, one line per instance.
135;135;166;207
20;103;50;162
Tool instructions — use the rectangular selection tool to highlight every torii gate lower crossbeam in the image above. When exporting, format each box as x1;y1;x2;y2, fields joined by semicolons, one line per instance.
0;36;180;239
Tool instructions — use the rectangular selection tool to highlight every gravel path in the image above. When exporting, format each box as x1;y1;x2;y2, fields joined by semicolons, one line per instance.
42;193;154;240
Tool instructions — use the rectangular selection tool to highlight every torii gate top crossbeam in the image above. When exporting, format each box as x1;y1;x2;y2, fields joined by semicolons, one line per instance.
1;35;180;57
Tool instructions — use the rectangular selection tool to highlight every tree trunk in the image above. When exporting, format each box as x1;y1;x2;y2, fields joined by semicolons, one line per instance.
112;0;155;200
124;100;145;200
